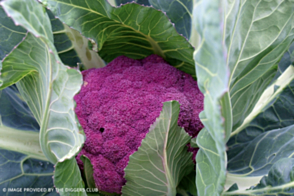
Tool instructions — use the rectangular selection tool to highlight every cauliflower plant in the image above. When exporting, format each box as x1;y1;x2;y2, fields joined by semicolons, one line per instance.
74;55;204;194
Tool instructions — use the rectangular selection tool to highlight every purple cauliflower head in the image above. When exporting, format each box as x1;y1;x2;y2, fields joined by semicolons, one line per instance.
75;55;204;194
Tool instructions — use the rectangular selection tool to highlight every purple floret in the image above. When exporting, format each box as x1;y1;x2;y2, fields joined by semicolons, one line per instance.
75;55;204;194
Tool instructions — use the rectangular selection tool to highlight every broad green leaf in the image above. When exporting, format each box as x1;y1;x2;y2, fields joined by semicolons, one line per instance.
226;126;294;191
225;0;294;131
229;65;294;137
223;158;294;195
54;157;86;196
273;42;294;80
0;85;39;132
226;40;294;190
0;6;26;60
80;155;96;189
122;101;194;196
177;171;197;196
0;86;45;160
229;67;294;140
195;128;226;196
0;0;85;163
47;9;81;67
226;70;294;189
0;86;57;196
0;149;57;196
50;8;105;69
41;0;196;77
193;0;230;195
228;124;294;176
1;4;89;68
114;0;198;46
149;0;194;41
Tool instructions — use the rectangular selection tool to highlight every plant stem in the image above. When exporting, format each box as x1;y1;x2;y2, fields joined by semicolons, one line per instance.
0;125;47;161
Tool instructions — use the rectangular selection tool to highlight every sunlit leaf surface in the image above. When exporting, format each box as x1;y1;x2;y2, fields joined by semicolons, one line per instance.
122;101;193;196
41;0;196;77
193;0;230;195
0;0;85;164
0;86;57;196
225;0;294;131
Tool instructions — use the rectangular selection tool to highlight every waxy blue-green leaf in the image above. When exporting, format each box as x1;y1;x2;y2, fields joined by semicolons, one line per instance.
0;0;85;164
177;171;197;196
227;41;294;182
148;0;193;40
80;155;96;190
228;79;294;152
122;101;193;196
180;137;197;196
1;5;81;68
272;41;294;80
224;158;294;195
0;4;101;69
40;0;196;77
195;128;226;196
0;6;26;60
228;124;294;176
0;149;57;196
54;157;86;196
224;2;294;190
0;85;39;132
226;52;294;189
49;8;105;69
0;87;46;160
113;0;197;45
47;9;81;67
0;86;57;196
225;0;294;131
193;0;230;195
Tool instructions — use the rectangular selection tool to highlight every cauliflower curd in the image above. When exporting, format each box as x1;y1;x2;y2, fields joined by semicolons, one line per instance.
74;55;204;194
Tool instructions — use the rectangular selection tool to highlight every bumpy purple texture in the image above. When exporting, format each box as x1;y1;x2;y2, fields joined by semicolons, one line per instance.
75;55;204;194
